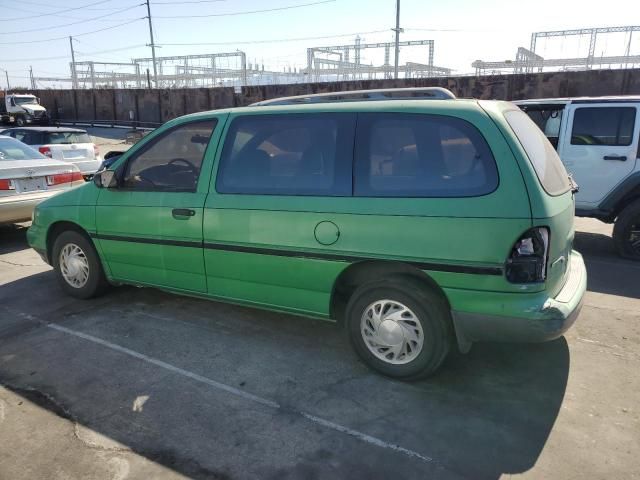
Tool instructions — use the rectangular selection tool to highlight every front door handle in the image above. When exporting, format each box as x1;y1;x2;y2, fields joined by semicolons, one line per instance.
172;208;196;218
603;155;627;161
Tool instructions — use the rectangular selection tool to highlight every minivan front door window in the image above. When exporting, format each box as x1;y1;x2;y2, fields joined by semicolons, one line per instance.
123;120;217;191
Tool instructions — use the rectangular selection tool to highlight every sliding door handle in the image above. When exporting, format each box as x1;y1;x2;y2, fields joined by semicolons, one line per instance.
603;155;627;161
172;208;196;218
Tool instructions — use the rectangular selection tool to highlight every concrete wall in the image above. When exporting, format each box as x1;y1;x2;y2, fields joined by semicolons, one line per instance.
26;68;640;125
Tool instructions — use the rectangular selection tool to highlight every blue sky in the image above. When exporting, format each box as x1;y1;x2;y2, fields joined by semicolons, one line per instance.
0;0;638;88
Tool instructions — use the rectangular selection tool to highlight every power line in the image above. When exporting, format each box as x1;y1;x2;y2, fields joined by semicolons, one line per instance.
153;0;226;3
154;0;336;18
0;44;147;63
156;29;390;46
0;4;144;35
4;2;145;23
0;18;144;45
0;0;124;22
18;0;134;8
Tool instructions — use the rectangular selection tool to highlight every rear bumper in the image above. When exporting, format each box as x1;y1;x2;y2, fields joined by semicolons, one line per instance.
450;251;586;350
0;191;59;225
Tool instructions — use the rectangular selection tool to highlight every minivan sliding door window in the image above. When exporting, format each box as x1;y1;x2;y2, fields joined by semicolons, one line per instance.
216;113;355;196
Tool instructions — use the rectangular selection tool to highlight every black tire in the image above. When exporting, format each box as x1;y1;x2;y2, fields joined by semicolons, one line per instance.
52;230;110;299
345;276;452;380
613;199;640;261
15;116;26;127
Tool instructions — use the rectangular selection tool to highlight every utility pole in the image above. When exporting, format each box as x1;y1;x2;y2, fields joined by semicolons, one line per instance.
4;70;10;90
69;36;78;89
145;0;158;87
29;66;35;90
393;0;401;79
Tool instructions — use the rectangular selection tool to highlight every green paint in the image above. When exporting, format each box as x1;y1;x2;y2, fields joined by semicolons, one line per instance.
27;98;585;345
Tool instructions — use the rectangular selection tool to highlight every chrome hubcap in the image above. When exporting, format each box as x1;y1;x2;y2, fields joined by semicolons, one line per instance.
59;243;89;288
360;300;424;365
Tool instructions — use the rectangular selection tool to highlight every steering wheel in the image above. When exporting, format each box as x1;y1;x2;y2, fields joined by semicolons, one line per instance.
169;158;197;171
134;173;156;187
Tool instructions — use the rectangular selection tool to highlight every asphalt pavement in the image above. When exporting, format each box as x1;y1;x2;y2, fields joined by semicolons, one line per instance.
0;217;638;480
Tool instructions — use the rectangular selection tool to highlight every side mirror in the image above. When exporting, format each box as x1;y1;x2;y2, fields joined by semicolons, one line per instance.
93;170;118;189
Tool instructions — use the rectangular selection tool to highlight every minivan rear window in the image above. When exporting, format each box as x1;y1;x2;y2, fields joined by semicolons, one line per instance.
216;113;354;196
45;132;92;144
504;109;570;196
354;113;498;197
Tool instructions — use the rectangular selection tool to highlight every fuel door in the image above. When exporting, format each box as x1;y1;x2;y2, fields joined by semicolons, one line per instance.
314;221;340;246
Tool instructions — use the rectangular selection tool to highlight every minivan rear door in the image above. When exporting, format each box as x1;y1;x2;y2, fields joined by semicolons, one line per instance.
559;103;639;208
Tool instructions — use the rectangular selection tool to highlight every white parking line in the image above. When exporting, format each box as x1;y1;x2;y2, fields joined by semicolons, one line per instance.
48;322;435;465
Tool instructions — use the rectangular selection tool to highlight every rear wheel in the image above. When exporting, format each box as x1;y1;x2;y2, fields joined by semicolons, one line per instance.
52;231;110;299
613;199;640;261
345;277;452;380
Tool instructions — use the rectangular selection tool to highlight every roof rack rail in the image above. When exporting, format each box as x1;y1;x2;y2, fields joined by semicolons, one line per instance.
250;87;456;106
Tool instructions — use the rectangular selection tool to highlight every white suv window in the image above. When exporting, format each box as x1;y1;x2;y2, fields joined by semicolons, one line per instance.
571;107;636;146
504;109;570;196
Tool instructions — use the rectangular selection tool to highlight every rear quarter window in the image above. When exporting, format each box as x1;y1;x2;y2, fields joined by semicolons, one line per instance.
504;109;570;196
354;113;498;197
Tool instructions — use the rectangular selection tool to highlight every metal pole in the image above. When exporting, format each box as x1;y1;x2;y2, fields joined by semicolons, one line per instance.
624;31;633;69
69;36;78;89
393;0;401;79
4;70;9;90
145;0;158;87
29;66;35;89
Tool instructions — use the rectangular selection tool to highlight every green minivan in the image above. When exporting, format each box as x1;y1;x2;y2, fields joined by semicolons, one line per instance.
27;88;586;379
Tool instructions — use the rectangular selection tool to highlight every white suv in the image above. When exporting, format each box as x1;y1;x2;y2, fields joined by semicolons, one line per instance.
516;97;640;260
0;126;101;179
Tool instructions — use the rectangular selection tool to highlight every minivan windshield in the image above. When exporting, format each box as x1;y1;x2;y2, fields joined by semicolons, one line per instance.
504;109;571;196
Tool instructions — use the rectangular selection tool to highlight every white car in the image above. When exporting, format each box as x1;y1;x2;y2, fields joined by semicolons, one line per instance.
516;96;640;260
0;136;84;224
0;127;102;178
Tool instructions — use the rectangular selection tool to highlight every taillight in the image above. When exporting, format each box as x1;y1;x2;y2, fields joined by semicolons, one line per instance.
0;179;15;190
506;227;550;283
39;146;52;157
46;171;84;185
93;144;99;157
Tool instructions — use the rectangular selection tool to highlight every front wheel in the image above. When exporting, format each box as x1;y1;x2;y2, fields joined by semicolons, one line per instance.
52;231;110;299
15;116;26;127
345;277;452;380
613;199;640;261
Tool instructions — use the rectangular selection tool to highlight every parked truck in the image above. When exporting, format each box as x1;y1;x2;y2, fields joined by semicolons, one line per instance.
0;92;49;127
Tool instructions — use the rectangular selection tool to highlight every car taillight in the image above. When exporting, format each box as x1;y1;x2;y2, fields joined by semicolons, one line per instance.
0;179;15;190
46;171;84;185
506;227;550;283
39;146;52;157
93;144;99;157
